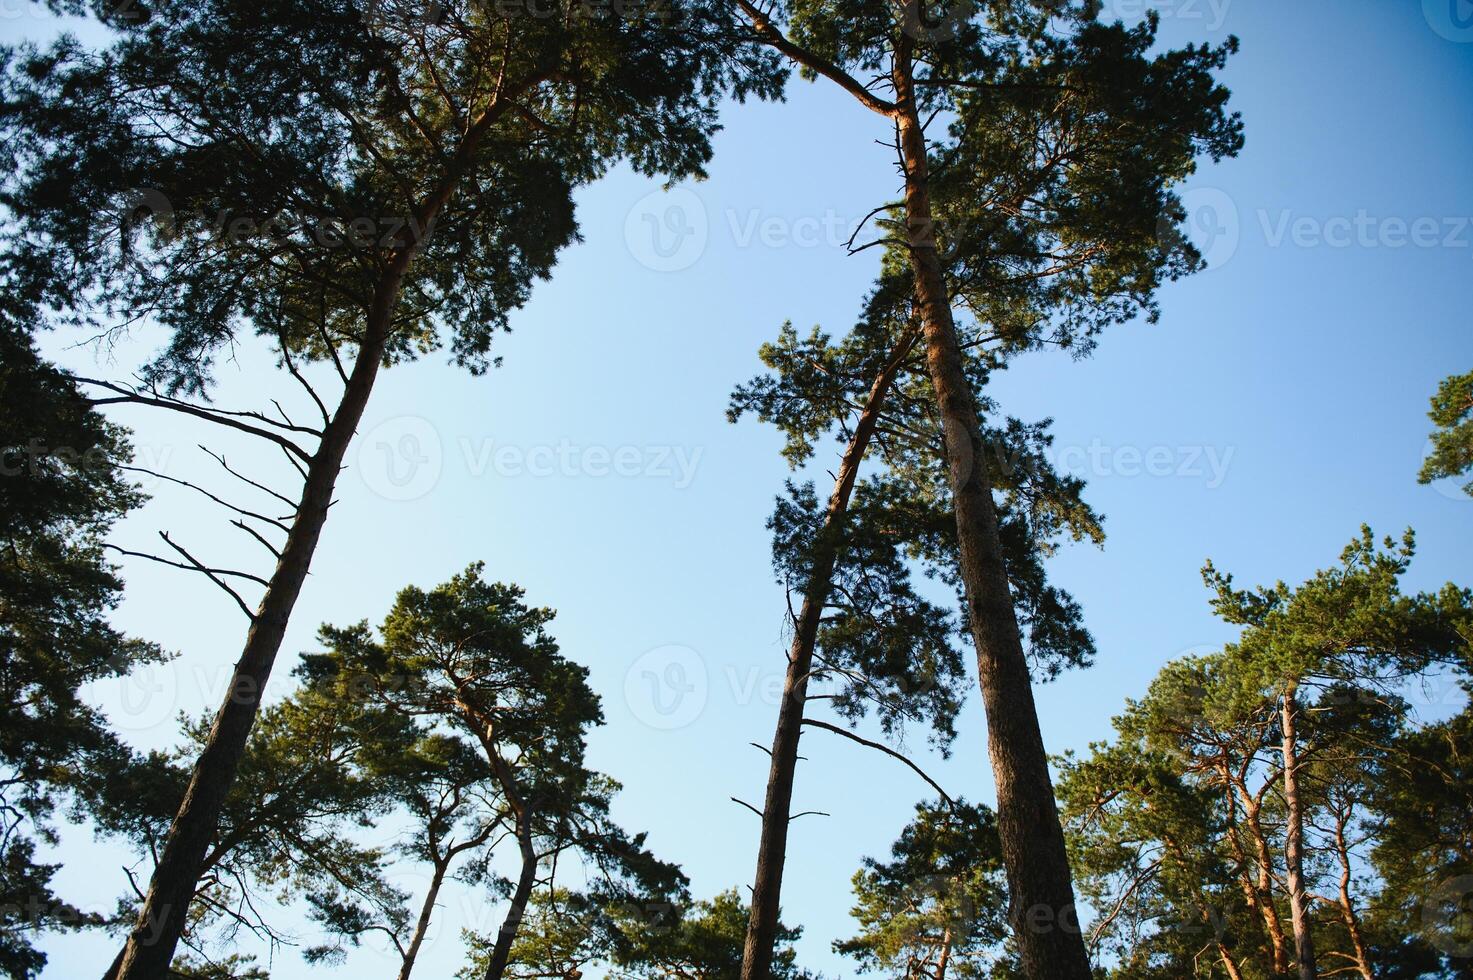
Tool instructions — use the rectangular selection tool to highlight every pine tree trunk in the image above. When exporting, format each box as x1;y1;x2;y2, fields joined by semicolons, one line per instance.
740;332;918;980
464;698;542;980
1219;772;1290;972
101;90;526;977
1328;807;1371;980
1241;797;1292;974
890;56;1092;980
1338;886;1373;980
1280;684;1318;980
481;830;539;980
1218;943;1246;980
106;309;394;980
935;927;952;980
398;857;450;980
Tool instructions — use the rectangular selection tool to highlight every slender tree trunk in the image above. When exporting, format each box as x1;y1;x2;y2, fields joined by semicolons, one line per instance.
1224;769;1290;976
462;698;542;980
101;85;534;977
1224;799;1284;971
1241;798;1292;974
740;332;919;980
482;829;539;980
890;53;1092;980
107;311;394;980
398;857;451;980
1280;684;1317;980
935;928;952;980
1331;814;1372;980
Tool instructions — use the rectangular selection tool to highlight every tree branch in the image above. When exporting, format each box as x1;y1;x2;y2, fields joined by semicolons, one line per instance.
734;0;899;117
730;797;764;819
78;377;315;460
200;445;301;513
801;718;954;805
118;465;290;533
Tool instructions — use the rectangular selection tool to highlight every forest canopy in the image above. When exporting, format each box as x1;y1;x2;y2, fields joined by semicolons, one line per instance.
0;1;1468;980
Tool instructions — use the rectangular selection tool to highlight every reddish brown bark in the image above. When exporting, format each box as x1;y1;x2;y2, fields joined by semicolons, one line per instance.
1280;685;1318;980
890;46;1093;980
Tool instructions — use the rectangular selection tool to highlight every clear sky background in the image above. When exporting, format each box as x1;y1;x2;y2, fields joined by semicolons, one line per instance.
11;0;1473;976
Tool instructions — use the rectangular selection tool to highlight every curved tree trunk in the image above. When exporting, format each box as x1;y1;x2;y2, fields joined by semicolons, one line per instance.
1220;771;1290;973
1236;789;1292;974
481;829;539;980
740;332;919;980
1330;813;1373;980
1280;684;1318;980
890;53;1093;980
107;313;392;980
398;857;451;980
460;688;543;980
103;86;531;979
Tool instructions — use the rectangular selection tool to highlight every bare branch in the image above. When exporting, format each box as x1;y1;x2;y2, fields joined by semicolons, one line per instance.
1088;858;1163;951
316;322;351;386
844;203;897;253
730;797;764;819
848;236;911;257
78;377;314;460
801;718;955;806
118;465;290;533
278;339;333;427
281;443;309;481
231;520;282;559
105;539;260;622
158;532;264;620
200;445;301;513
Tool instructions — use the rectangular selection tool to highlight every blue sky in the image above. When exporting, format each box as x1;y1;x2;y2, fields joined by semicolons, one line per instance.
13;0;1473;976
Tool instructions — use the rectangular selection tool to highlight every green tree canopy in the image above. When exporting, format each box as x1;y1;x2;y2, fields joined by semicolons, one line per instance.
836;800;1011;980
2;0;783;969
300;564;686;980
0;323;161;977
1061;529;1473;980
1419;370;1473;497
